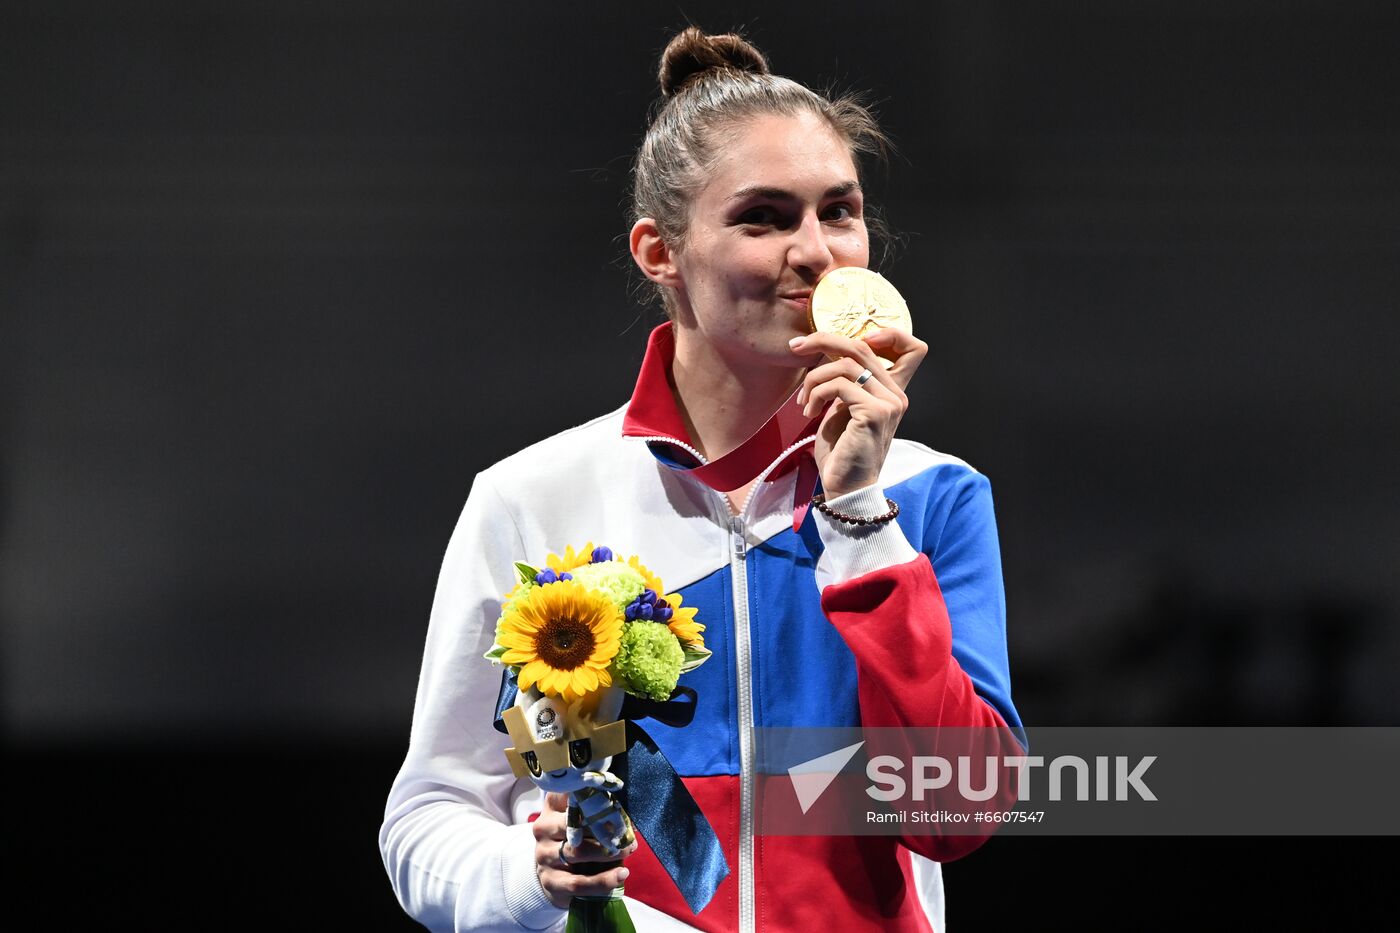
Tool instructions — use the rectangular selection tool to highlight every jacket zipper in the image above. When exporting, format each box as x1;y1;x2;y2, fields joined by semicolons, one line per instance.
728;510;755;933
629;431;819;933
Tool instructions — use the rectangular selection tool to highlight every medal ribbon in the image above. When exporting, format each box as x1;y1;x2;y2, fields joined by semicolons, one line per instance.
622;322;826;531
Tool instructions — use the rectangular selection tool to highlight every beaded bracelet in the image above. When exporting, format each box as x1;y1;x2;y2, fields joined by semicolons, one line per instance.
811;493;901;526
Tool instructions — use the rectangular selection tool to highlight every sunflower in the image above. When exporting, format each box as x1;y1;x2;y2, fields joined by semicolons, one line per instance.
625;555;671;608
661;591;706;647
546;542;596;576
497;579;622;702
626;555;705;648
500;580;530;614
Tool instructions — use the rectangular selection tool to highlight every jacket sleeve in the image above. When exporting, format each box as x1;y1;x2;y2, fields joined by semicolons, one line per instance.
378;470;566;932
812;473;1024;861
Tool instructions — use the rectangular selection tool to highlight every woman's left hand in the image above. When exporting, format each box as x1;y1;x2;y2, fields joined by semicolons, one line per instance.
790;328;929;499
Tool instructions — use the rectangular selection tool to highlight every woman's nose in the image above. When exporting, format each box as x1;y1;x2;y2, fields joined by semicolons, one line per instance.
787;211;834;276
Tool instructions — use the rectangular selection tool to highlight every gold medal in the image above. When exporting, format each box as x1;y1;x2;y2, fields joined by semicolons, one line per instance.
808;267;912;369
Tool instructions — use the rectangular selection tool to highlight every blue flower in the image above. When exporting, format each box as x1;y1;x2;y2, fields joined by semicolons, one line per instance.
625;588;673;623
624;589;650;621
534;568;572;585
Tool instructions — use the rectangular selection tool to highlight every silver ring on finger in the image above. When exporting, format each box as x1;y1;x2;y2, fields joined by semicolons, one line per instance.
558;840;574;867
855;368;874;387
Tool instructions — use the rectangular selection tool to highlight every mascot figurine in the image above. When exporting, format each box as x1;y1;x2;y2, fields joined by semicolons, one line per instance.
502;686;636;932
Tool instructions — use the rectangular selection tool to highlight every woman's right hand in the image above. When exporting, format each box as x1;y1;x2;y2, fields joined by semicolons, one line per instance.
533;791;638;909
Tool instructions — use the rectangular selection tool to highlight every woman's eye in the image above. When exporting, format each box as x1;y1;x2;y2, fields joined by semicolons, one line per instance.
823;203;856;222
739;207;779;226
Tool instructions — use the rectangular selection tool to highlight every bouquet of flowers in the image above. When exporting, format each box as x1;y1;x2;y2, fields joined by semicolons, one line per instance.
484;544;713;933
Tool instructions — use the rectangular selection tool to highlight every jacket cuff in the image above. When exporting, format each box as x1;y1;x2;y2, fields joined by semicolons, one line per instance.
813;485;918;591
496;821;565;931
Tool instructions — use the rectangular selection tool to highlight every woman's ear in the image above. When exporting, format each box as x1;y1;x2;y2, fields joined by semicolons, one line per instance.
629;218;682;289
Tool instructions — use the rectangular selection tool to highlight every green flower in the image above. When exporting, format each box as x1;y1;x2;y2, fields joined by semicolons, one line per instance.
567;561;646;612
501;580;536;616
612;620;683;702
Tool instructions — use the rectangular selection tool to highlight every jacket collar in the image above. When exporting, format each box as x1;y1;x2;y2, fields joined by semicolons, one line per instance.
621;321;824;517
620;321;697;455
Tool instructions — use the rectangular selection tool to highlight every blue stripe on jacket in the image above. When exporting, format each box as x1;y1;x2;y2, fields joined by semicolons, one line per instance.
639;461;1022;779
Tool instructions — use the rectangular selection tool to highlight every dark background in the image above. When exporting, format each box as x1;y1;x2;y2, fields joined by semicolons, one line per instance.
4;0;1396;927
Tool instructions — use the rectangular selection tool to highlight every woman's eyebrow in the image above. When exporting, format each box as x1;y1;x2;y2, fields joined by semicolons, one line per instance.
725;181;862;204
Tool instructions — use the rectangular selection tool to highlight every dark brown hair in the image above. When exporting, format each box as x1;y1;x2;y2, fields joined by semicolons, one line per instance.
631;26;896;317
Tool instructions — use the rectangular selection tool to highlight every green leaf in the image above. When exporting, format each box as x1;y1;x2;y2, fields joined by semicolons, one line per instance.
679;642;712;673
483;642;509;663
514;562;540;585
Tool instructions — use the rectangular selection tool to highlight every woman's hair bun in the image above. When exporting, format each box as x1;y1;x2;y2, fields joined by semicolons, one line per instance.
658;26;770;98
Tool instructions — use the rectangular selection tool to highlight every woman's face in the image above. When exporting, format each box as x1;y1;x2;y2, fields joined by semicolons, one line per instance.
671;110;869;369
